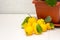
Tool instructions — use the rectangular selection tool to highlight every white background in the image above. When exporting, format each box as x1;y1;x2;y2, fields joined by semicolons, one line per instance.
0;0;35;14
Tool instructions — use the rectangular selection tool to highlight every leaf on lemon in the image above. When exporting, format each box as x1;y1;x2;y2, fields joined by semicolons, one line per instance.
45;0;57;7
45;16;52;23
36;24;42;33
21;17;30;29
22;17;30;25
50;23;54;29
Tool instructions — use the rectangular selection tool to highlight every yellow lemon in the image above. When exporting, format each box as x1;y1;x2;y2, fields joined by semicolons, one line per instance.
40;24;47;32
22;21;32;29
32;22;42;35
24;23;33;36
27;22;32;26
37;19;45;25
46;23;54;30
28;17;37;25
46;23;51;30
24;26;33;36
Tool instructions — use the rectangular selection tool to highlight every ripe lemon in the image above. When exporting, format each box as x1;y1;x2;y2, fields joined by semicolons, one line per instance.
32;22;42;35
37;19;45;25
28;17;37;25
46;23;51;30
46;23;54;30
40;24;47;32
24;23;33;36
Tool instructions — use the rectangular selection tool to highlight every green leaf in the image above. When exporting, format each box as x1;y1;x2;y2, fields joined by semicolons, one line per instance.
36;24;42;33
45;16;52;23
22;17;30;25
50;23;54;29
45;0;57;7
21;17;30;29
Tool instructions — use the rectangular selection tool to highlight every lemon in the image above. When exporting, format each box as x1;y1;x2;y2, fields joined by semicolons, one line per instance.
46;23;51;30
32;22;42;35
24;26;33;36
22;22;33;36
40;24;47;32
46;23;54;30
37;19;45;25
28;17;37;25
37;19;47;32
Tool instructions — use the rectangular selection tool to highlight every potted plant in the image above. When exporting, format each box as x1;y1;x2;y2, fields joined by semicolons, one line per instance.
33;0;60;26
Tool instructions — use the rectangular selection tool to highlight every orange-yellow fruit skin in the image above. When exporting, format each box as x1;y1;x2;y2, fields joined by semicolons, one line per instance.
32;22;41;35
46;23;51;30
24;26;33;36
40;24;47;32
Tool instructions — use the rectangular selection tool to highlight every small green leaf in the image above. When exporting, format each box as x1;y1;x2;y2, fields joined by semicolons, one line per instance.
45;16;52;23
45;0;57;7
50;23;54;29
21;17;30;29
22;17;30;25
36;24;42;33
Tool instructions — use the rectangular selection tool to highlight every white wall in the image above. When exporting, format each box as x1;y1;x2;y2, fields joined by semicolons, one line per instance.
0;0;36;14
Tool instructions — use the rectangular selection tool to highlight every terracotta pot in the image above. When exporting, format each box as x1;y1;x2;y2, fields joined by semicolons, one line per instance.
33;0;60;24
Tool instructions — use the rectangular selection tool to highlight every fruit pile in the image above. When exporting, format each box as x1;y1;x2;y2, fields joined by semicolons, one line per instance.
21;16;54;36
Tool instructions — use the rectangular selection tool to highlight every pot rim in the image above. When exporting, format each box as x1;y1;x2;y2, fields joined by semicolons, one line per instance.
32;0;60;6
54;24;60;26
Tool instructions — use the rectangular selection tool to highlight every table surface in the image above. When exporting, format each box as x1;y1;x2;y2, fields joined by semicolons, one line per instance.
0;14;60;40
